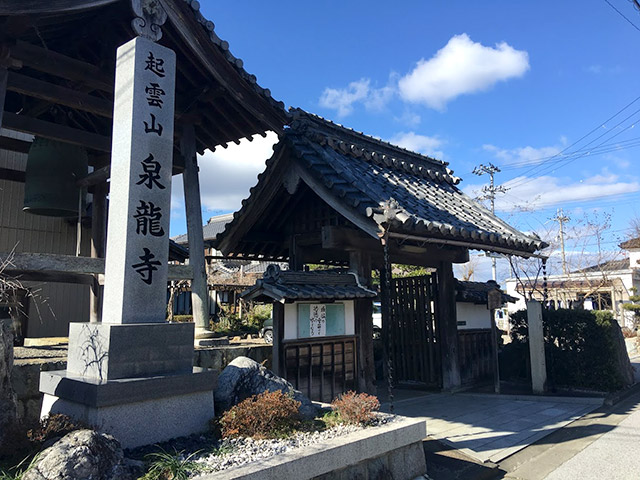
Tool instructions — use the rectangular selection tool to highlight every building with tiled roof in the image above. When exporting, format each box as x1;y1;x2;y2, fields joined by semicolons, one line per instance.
213;109;547;393
505;239;640;327
216;109;546;264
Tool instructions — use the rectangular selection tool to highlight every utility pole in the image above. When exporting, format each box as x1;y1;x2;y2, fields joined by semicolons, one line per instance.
552;208;570;275
473;163;508;281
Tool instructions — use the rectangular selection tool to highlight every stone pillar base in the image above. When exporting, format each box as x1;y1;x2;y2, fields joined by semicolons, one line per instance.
40;368;216;449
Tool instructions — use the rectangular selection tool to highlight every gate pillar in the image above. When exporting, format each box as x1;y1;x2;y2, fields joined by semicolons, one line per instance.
437;261;462;390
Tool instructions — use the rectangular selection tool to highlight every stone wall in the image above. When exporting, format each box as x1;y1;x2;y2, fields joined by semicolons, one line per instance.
13;343;272;426
194;344;272;372
1;319;18;447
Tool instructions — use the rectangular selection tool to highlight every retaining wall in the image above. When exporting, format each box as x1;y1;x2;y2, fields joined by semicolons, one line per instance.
13;343;272;426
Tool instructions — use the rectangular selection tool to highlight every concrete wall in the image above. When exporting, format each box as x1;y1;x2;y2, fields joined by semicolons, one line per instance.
0;130;91;337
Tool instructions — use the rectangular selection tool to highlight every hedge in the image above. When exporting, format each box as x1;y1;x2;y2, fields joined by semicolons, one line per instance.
502;308;626;392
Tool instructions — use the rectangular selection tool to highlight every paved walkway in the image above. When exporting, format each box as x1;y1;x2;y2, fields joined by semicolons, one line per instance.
382;392;602;463
543;403;640;480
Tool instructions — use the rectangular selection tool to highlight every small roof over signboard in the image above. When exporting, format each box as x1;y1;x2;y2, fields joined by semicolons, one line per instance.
241;265;377;303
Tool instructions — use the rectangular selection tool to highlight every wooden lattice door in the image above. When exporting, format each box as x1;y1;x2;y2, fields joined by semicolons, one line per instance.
388;275;441;388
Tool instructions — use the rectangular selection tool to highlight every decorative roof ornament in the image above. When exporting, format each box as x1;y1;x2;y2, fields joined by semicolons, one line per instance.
131;0;168;42
263;264;282;283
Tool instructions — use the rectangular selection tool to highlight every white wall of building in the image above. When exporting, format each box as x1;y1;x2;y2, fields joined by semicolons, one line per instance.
456;302;492;330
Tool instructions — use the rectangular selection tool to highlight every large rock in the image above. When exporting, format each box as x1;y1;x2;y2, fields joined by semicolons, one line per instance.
22;430;138;480
0;318;18;449
214;356;318;419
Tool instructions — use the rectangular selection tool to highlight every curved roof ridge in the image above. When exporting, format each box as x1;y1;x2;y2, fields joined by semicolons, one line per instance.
289;108;460;184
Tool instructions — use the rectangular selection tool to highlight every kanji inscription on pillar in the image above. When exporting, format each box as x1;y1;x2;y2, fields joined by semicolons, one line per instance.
103;36;175;324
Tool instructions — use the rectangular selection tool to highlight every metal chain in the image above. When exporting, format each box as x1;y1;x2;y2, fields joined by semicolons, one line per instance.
542;258;548;305
382;238;395;413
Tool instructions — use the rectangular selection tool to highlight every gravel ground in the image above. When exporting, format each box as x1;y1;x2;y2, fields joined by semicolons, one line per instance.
193;414;396;476
127;413;396;478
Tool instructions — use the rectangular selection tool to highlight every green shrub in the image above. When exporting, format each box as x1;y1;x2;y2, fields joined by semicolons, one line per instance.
505;308;625;391
170;315;193;323
220;390;301;439
330;391;380;424
245;304;272;329
140;448;202;480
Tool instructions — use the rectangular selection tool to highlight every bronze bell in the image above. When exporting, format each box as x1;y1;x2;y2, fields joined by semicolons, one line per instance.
23;137;88;217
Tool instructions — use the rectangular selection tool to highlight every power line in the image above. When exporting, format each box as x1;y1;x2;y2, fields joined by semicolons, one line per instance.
498;133;640;171
505;115;639;190
604;0;640;32
464;94;640;177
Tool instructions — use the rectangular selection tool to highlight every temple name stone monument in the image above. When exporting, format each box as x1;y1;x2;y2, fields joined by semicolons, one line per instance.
38;15;215;448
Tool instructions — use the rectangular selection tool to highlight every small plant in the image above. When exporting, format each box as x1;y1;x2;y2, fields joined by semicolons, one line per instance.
330;391;380;425
170;315;193;323
621;326;637;338
27;413;86;445
220;390;301;439
140;448;203;480
0;453;39;480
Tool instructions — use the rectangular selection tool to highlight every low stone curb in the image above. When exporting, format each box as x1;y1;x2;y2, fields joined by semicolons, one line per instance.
196;416;426;480
604;380;640;406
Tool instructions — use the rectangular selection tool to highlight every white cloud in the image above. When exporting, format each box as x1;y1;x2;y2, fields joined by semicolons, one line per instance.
398;34;529;110
483;143;562;166
364;85;395;112
389;132;444;158
319;79;370;117
463;173;640;212
394;110;421;127
318;78;396;117
171;132;279;225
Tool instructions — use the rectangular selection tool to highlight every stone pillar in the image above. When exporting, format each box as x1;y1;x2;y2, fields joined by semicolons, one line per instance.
102;36;175;325
526;300;547;394
39;36;215;449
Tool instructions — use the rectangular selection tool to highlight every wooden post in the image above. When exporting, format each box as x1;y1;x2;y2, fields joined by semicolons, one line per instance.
487;288;502;394
272;301;285;376
0;67;7;129
288;234;303;271
89;181;107;322
180;124;210;335
349;251;375;394
437;261;461;391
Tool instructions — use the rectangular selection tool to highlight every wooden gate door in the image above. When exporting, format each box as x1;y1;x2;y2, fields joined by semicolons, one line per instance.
388;275;441;388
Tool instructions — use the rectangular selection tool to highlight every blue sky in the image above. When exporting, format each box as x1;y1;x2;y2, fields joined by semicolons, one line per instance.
170;0;640;282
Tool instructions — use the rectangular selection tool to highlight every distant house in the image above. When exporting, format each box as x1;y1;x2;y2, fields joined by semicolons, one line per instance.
171;213;287;317
505;238;640;328
456;279;516;330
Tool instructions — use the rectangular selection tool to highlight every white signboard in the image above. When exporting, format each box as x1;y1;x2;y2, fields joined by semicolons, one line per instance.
309;304;326;337
102;36;176;325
